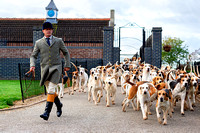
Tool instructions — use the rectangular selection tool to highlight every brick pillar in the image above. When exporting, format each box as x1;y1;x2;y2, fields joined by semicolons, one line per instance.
152;27;162;68
33;26;43;63
103;27;114;65
33;26;43;46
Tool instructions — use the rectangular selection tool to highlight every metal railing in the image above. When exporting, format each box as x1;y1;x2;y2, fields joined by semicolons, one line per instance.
18;63;46;102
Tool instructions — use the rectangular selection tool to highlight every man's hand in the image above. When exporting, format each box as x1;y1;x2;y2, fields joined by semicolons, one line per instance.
64;67;70;71
30;66;35;72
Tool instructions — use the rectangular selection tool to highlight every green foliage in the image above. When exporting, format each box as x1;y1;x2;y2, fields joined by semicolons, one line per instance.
162;37;189;66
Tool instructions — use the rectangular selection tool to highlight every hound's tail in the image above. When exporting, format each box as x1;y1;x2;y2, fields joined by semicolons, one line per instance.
166;69;176;81
197;65;200;77
184;65;187;72
64;71;68;77
70;62;78;71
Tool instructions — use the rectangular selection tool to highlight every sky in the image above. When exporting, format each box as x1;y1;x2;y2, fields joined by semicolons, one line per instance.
0;0;200;57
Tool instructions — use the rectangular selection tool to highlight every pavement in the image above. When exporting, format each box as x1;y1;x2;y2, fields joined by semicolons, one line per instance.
1;87;200;133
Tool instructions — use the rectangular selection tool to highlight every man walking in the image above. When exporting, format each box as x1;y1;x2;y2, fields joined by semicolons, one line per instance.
30;22;71;121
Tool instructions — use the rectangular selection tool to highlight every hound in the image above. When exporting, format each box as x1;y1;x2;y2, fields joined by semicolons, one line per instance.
113;62;123;86
169;77;190;115
122;81;148;112
104;76;117;107
151;69;158;79
156;89;173;125
78;65;88;93
137;83;151;120
121;70;130;94
152;76;164;86
188;76;199;107
56;71;70;98
142;63;152;81
121;75;137;110
88;71;103;105
71;62;79;95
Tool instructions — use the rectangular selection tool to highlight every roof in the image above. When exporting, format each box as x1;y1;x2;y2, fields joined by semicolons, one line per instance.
0;17;110;44
0;18;45;21
58;18;110;21
46;0;58;11
0;18;110;21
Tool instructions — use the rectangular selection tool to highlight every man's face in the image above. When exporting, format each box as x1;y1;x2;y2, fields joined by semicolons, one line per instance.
42;28;53;37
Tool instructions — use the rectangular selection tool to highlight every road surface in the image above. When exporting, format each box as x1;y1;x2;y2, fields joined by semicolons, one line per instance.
1;87;200;133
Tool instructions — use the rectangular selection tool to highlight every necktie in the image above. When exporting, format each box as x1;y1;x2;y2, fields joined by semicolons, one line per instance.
46;38;51;46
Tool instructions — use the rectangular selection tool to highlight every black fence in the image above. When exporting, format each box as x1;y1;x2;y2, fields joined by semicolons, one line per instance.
18;63;46;102
176;61;200;73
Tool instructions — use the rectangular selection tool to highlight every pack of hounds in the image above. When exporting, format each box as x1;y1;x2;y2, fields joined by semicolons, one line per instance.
57;57;200;125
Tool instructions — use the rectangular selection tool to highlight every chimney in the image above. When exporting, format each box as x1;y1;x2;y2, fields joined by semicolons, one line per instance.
109;9;115;27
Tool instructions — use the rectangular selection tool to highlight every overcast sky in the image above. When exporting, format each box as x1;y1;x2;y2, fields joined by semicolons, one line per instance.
0;0;199;55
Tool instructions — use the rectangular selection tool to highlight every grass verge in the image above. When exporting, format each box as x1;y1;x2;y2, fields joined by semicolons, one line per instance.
0;80;22;109
0;80;71;109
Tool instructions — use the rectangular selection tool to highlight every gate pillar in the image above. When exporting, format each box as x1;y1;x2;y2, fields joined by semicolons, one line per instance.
33;26;43;46
103;27;114;65
152;27;162;68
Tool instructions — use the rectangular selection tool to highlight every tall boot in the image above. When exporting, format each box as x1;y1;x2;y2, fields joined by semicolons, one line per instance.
40;94;55;120
40;101;53;120
54;95;63;117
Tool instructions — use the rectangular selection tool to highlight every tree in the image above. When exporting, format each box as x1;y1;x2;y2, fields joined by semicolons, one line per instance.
162;37;189;66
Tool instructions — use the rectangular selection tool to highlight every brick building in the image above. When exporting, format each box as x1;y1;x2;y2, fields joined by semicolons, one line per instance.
0;18;110;58
0;0;119;79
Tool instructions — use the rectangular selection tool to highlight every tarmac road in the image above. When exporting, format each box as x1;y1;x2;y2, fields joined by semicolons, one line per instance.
1;87;200;133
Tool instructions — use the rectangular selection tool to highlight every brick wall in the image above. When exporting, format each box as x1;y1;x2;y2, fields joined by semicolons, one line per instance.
3;42;103;48
68;48;103;59
0;47;33;79
0;46;103;59
65;43;103;47
0;47;33;58
6;43;33;47
0;46;104;79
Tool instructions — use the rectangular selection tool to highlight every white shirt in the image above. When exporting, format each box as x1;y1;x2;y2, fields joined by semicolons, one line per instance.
44;35;53;45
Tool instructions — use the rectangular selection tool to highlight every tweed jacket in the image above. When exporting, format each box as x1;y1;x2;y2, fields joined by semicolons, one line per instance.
30;36;71;86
